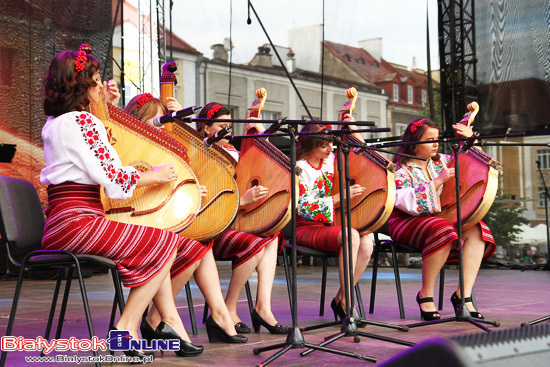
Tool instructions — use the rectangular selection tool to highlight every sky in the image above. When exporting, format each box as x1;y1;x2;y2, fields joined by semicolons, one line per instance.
168;0;441;71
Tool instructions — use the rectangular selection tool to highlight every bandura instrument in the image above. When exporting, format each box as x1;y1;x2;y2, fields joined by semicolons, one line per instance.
231;88;296;237
437;102;501;230
90;94;201;232
332;87;396;234
160;61;240;241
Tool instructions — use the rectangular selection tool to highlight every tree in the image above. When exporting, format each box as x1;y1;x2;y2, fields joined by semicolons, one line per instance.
482;192;529;248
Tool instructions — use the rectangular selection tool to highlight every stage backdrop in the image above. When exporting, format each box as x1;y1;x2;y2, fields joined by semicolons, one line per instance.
0;0;112;273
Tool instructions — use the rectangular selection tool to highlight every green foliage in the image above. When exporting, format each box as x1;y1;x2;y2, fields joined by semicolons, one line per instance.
482;192;529;247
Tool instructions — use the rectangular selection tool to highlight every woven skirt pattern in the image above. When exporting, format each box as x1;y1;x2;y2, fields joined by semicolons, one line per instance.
42;183;211;287
387;209;495;261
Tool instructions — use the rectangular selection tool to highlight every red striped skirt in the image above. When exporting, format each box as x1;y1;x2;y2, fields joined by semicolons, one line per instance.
295;216;342;254
387;210;495;261
42;183;211;288
212;229;284;269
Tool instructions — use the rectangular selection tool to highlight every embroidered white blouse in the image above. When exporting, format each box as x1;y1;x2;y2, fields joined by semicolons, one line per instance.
394;154;451;216
40;111;141;200
296;152;335;223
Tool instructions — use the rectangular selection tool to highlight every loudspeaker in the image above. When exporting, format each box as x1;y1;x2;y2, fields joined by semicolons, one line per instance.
381;324;550;367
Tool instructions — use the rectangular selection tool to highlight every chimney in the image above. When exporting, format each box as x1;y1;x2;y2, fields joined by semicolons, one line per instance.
412;56;417;69
286;49;296;73
250;46;273;67
358;38;382;62
211;44;228;62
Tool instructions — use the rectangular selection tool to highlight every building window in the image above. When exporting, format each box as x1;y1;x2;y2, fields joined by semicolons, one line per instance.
538;187;548;208
395;123;407;136
372;62;379;68
392;84;399;102
422;90;427;106
343;54;351;61
357;58;364;65
262;111;281;120
536;149;550;169
407;86;413;104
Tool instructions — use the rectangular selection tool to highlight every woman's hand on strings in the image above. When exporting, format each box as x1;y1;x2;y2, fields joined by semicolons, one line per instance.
103;79;121;106
165;97;182;113
453;123;474;137
332;183;365;206
151;164;178;184
244;117;265;134
240;185;269;206
199;185;208;199
434;167;455;189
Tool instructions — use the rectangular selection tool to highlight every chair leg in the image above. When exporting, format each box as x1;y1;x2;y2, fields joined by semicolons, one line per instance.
1;265;28;367
73;262;100;367
390;245;406;319
282;246;293;312
55;267;74;339
185;282;198;335
438;266;445;311
355;283;365;318
369;245;380;314
245;281;254;319
320;258;328;316
43;269;64;342
202;301;209;324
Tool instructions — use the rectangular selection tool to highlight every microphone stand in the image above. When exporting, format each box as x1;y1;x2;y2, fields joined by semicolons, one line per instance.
402;139;501;332
229;124;377;366
520;161;550;326
298;133;414;360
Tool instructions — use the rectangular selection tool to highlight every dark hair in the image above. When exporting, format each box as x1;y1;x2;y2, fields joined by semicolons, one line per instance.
124;94;168;121
43;50;101;117
196;102;231;136
393;118;440;168
296;123;333;161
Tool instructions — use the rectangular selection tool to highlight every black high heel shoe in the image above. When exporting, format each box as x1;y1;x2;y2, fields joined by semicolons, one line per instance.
110;327;154;365
251;309;288;334
155;321;204;357
234;321;251;334
416;291;441;321
140;311;163;358
450;291;484;319
330;298;346;321
205;315;248;343
330;298;367;327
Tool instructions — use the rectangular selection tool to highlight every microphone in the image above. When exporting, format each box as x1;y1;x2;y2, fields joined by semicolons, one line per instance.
263;119;285;135
203;126;232;148
152;106;201;127
537;160;541;169
460;132;479;153
247;0;252;24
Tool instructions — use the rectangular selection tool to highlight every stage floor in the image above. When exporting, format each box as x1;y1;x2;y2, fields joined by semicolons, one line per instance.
1;263;549;366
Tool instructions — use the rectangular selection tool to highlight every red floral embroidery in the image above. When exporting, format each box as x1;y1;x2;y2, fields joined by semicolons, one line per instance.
313;213;327;222
299;184;306;196
76;112;140;193
310;203;319;211
396;179;403;187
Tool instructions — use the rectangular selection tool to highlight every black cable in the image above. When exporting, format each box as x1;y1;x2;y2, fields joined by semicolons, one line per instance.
228;0;233;107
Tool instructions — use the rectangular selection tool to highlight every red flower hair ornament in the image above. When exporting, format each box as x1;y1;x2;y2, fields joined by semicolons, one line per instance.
137;93;154;109
410;120;424;134
206;104;223;119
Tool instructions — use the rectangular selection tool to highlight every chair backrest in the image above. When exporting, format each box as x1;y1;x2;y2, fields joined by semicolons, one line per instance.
0;175;45;251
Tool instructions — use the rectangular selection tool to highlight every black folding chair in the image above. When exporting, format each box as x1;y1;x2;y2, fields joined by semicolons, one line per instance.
0;175;125;367
370;226;445;319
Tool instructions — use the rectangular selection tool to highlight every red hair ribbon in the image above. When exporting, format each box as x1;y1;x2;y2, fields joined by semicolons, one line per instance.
410;120;424;134
74;50;87;78
137;93;154;109
206;104;223;119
